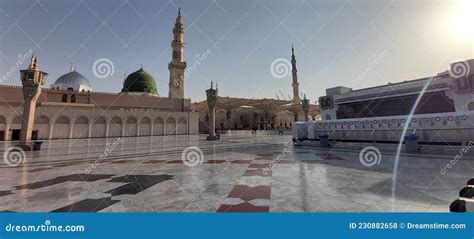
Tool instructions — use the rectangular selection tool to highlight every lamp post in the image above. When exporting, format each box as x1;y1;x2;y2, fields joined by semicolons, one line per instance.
18;55;48;151
302;94;309;121
206;82;218;140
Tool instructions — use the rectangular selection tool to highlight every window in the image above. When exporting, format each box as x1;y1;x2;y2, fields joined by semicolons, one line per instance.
468;102;474;111
62;94;67;102
469;75;474;89
326;114;331;120
67;87;73;91
71;95;76;103
457;78;469;91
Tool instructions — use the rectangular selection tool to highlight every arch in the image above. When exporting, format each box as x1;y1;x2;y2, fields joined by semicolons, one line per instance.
62;94;67;102
75;116;89;124
139;117;152;136
91;116;107;138
165;117;176;135
34;115;50;139
110;116;122;124
53;116;71;139
125;116;138;137
153;117;164;135
94;116;107;124
126;117;137;124
177;117;187;135
72;116;89;138
55;116;70;124
109;116;123;137
468;101;474;111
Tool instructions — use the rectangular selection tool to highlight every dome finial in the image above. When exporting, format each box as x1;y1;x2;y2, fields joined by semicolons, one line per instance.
70;62;75;72
178;7;181;16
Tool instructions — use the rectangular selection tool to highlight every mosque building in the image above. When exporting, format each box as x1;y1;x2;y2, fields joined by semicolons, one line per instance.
192;45;319;133
0;10;198;141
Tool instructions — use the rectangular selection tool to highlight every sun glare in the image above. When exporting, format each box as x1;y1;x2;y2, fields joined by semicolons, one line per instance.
451;0;474;41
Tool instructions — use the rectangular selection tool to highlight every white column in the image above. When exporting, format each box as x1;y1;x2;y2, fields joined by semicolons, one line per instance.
4;124;10;141
105;123;109;138
137;124;140;137
69;124;73;139
48;124;54;139
88;124;92;138
121;123;125;137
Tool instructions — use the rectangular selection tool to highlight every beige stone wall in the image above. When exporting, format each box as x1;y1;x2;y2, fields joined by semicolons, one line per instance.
0;85;192;111
0;105;198;141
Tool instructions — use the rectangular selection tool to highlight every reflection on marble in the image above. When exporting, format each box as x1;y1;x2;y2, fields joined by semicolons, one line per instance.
0;134;472;212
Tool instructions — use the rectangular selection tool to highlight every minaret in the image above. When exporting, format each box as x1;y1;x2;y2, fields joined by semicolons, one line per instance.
291;44;300;102
168;8;187;99
18;55;48;150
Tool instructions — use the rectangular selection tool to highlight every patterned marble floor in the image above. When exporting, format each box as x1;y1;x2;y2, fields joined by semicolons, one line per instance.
0;134;472;212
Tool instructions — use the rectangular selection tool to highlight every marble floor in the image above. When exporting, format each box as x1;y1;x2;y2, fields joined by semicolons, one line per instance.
0;134;472;212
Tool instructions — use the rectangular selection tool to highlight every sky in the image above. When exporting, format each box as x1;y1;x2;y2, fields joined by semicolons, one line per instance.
0;0;473;102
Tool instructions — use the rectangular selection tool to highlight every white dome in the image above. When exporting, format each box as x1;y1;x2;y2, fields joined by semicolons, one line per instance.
51;70;92;92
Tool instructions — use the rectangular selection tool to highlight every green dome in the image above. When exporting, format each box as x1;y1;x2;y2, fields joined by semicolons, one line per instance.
121;68;158;95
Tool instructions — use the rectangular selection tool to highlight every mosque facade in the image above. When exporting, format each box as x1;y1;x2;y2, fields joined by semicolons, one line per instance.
0;11;198;141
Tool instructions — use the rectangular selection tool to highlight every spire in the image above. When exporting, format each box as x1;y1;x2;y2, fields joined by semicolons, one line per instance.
176;7;183;24
291;43;294;55
291;44;300;101
210;81;213;89
70;62;75;72
29;54;38;69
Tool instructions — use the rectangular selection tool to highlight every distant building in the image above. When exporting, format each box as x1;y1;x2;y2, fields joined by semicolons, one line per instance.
293;60;474;144
0;10;198;141
192;46;319;133
192;97;319;133
319;59;474;120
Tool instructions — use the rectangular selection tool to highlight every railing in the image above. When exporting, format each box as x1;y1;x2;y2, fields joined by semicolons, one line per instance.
216;129;292;136
305;111;473;131
334;76;446;102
